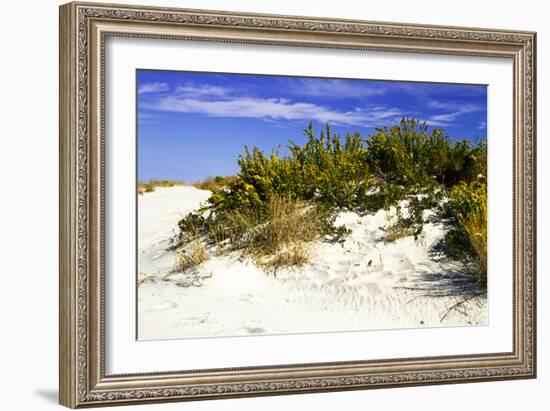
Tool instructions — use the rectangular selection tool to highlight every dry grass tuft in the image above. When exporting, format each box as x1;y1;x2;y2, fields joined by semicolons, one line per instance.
385;224;414;242
138;273;156;286
247;196;322;270
193;175;238;191
138;179;184;195
194;179;218;192
175;236;208;272
383;209;413;242
264;196;320;248
138;182;155;195
263;245;310;271
459;195;487;281
193;176;237;191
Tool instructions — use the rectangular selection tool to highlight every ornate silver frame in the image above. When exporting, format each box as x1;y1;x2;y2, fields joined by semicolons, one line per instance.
59;2;537;408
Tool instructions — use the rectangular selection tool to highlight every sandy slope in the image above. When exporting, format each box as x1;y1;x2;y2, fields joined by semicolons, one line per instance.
137;186;211;281
137;186;487;340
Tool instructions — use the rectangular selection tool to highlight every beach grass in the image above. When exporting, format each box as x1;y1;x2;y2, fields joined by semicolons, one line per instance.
138;179;184;195
193;175;238;191
175;236;208;272
459;194;487;281
246;196;323;270
445;180;487;281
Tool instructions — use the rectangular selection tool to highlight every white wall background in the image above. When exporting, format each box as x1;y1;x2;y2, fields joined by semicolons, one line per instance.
0;0;546;409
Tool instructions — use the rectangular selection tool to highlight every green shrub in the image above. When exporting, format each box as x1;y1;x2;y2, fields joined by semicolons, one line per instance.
178;213;206;237
289;123;370;207
200;119;486;216
207;123;372;213
176;119;487;275
366;118;486;188
446;180;487;218
360;192;387;212
384;196;425;242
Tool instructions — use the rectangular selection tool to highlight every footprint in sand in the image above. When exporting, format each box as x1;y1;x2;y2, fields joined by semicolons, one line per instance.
151;300;177;311
244;327;266;335
363;282;382;295
151;251;164;260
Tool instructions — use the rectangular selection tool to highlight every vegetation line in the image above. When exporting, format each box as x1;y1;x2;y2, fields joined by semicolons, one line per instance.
138;179;184;195
174;118;487;281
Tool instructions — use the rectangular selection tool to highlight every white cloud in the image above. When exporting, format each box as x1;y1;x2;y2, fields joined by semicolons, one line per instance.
175;84;230;97
287;78;387;98
428;100;483;113
137;78;487;134
137;82;169;94
137;112;157;125
428;112;463;123
425;101;485;127
143;94;401;127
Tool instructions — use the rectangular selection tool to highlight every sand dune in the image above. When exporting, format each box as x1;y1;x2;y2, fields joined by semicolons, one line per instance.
137;186;487;340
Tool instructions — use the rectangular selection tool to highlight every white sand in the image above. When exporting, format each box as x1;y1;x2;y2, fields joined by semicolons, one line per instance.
138;186;487;340
137;186;211;280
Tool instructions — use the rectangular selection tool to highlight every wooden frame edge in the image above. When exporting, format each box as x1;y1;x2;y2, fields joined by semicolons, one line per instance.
59;2;537;408
60;2;78;408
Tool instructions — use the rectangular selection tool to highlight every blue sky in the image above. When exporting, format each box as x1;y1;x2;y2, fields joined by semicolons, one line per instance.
137;70;487;182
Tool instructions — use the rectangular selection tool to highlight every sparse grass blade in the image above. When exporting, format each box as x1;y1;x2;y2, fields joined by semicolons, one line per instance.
138;179;184;195
174;236;208;272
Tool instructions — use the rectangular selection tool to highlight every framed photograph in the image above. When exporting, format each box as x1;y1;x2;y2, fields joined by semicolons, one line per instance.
59;2;537;408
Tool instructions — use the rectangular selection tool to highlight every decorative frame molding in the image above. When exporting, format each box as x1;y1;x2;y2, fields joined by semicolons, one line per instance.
59;2;536;408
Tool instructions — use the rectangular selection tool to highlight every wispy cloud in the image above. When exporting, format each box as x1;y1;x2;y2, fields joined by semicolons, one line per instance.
138;79;485;130
175;84;231;97
286;78;387;98
428;100;483;112
427;112;464;124
137;112;158;125
142;93;400;127
138;82;169;94
425;100;485;127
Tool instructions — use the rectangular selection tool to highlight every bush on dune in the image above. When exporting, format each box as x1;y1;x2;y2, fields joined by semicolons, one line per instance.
364;119;487;278
365;119;486;188
179;194;342;271
289;123;370;207
178;118;487;275
208;123;371;212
